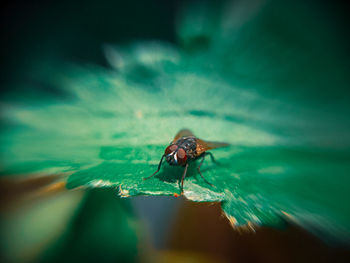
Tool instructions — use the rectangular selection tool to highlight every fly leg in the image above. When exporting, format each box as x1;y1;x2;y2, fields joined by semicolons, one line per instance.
143;155;165;180
197;153;214;187
206;152;218;164
180;163;189;194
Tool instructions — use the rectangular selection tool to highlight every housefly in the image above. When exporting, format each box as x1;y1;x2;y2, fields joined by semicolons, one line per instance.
143;129;229;193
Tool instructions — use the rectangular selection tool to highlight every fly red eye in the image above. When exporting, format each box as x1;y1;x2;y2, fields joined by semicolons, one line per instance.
165;144;177;155
177;148;187;164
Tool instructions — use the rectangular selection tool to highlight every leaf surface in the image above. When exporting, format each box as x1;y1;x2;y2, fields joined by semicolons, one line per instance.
1;1;350;244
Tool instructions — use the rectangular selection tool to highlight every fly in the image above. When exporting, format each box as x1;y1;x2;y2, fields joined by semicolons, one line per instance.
143;129;229;194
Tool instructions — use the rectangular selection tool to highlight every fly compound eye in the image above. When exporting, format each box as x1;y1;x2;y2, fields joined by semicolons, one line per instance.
177;148;187;165
165;144;178;155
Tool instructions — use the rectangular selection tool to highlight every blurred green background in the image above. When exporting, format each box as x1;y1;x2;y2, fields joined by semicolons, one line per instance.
1;0;350;262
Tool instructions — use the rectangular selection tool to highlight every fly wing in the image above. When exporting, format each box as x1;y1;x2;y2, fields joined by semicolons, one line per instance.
196;138;229;155
173;129;195;142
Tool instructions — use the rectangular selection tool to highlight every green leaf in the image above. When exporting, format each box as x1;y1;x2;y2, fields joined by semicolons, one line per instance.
1;0;350;244
40;189;139;263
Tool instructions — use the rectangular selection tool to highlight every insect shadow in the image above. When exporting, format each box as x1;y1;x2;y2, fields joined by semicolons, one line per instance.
152;160;214;186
